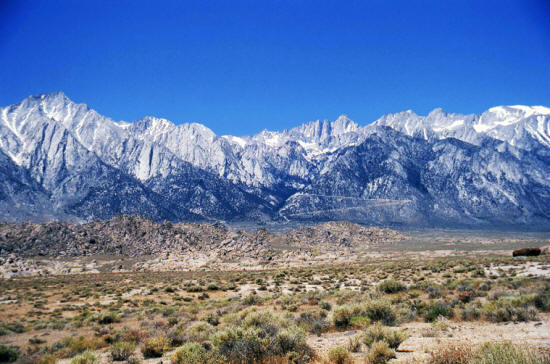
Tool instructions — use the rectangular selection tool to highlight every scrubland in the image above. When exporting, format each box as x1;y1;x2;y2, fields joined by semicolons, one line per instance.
0;253;549;363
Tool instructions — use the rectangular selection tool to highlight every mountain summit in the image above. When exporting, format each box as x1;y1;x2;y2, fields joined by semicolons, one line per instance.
1;93;550;227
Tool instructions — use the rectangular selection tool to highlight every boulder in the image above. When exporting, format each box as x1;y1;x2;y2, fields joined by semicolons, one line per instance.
512;248;541;257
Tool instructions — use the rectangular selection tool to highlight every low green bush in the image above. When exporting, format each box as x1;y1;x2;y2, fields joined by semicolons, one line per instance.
481;298;537;322
69;350;98;364
207;283;219;291
0;344;19;363
318;301;332;311
424;301;454;322
296;310;329;336
97;312;121;325
363;299;397;326
211;310;313;364
185;321;215;343
333;306;353;328
171;342;215;364
327;346;352;364
334;299;397;328
377;280;406;294
110;341;136;361
59;336;104;358
362;323;407;349
141;336;171;358
365;341;395;364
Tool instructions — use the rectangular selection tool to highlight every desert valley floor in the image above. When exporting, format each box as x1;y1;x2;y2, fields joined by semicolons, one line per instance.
0;221;549;363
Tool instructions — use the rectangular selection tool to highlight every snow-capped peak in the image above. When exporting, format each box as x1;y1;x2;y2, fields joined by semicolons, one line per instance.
131;116;175;135
2;91;550;226
24;91;70;105
332;114;360;133
373;104;550;151
488;105;550;118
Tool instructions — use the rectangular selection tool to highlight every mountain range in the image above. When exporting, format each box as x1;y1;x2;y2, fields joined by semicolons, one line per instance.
1;92;550;228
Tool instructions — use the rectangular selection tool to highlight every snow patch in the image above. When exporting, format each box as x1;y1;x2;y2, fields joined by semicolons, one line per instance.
223;135;247;148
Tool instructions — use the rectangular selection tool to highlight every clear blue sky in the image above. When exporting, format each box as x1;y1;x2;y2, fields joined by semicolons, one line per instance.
1;0;549;135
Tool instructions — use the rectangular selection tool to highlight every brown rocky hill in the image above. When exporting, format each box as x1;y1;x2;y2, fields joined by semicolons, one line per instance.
0;215;407;259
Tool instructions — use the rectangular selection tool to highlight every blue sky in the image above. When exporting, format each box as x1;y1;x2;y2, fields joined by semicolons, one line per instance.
1;0;549;135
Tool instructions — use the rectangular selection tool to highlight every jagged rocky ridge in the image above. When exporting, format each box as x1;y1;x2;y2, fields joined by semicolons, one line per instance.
0;215;406;258
1;92;550;227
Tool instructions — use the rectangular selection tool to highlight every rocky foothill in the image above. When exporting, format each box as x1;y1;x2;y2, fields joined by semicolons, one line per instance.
0;215;408;277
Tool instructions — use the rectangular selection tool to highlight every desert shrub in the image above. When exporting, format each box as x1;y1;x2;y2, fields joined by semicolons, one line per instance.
110;341;136;361
97;311;121;325
363;299;397;326
333;306;353;328
198;292;210;300
514;306;538;322
241;310;281;336
122;328;148;344
273;326;313;361
349;315;371;328
0;344;19;363
59;336;104;357
429;345;473;364
211;326;265;363
141;336;171;358
69;350;98;364
36;354;58;364
211;311;313;364
426;286;443;299
362;323;407;349
377;280;406;294
327;346;352;364
533;288;550;312
458;291;474;303
126;355;142;364
167;326;186;347
365;341;395;364
319;301;332;311
460;302;482;321
473;342;550;364
207;283;220;291
347;334;362;353
185;321;215;343
0;322;25;336
205;312;220;326
162;306;178;318
333;300;397;328
296;310;329;336
243;293;261;305
481;298;538;322
424;301;454;322
171;342;215;364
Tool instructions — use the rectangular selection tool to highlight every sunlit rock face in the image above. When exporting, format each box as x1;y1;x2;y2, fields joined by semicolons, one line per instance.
1;92;549;227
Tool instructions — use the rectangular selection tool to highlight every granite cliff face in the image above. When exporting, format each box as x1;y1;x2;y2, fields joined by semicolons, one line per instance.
1;92;550;227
